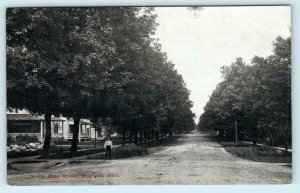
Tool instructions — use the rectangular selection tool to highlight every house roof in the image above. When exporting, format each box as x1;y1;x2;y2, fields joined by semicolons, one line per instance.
68;119;93;125
80;119;93;124
7;114;65;121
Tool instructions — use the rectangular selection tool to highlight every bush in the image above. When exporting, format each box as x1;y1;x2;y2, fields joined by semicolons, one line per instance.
14;134;39;146
52;137;64;142
112;144;148;159
7;135;13;146
7;142;43;158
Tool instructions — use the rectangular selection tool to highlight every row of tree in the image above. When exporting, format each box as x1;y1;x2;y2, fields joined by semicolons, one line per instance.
7;7;195;154
198;36;291;147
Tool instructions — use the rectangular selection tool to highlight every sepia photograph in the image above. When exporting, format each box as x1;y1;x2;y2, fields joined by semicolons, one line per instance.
6;6;292;185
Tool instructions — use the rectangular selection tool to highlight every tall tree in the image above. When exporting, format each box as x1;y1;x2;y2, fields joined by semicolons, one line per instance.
7;7;196;153
7;8;88;153
198;36;291;147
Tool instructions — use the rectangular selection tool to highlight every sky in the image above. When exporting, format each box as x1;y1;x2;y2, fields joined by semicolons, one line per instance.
154;6;291;122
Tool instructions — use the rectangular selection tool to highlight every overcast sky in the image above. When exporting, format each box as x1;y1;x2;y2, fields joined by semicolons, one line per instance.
154;6;291;122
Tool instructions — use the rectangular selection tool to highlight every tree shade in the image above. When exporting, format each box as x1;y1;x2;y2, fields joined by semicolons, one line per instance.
7;7;195;153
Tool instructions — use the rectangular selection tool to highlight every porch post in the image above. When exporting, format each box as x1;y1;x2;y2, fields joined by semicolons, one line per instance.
40;121;43;140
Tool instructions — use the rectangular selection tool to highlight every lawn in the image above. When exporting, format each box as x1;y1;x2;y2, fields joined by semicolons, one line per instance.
224;145;292;163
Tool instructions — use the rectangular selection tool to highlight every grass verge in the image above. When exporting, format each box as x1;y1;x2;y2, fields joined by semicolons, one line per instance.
206;133;292;164
224;145;292;163
87;136;180;159
87;144;148;159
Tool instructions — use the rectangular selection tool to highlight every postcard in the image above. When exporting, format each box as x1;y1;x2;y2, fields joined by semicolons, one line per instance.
6;6;291;185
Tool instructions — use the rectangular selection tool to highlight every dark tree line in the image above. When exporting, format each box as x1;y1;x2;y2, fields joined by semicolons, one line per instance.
7;7;195;154
198;36;291;148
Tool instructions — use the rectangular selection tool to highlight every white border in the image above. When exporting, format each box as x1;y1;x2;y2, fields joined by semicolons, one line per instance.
0;1;299;193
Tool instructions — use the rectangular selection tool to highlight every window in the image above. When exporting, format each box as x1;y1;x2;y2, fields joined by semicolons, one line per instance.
86;124;90;134
52;121;63;133
7;121;40;133
81;124;86;133
69;125;74;133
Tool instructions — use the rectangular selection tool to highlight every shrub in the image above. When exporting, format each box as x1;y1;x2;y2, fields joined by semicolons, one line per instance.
7;142;43;158
7;135;13;146
15;134;39;146
112;144;148;159
52;137;64;142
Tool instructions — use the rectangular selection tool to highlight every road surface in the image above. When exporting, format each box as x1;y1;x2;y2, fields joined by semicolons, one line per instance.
7;130;292;185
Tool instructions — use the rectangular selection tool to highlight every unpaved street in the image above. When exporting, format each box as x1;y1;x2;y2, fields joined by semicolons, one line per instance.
8;130;292;185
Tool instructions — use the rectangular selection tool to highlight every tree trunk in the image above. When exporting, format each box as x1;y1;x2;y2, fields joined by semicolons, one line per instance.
252;128;257;146
134;132;138;144
139;131;143;144
122;132;125;146
147;132;150;142
219;130;224;138
144;131;147;142
147;132;151;142
155;132;159;141
252;138;256;146
43;113;52;154
70;118;80;153
270;133;273;147
129;132;133;144
152;131;156;141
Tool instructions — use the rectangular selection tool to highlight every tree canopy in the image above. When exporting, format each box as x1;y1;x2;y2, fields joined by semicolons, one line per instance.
7;7;195;153
198;36;291;147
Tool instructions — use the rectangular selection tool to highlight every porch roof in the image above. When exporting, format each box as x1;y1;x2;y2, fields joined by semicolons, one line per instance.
7;114;64;121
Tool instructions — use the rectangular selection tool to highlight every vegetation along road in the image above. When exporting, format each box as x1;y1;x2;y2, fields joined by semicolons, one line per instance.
8;130;292;185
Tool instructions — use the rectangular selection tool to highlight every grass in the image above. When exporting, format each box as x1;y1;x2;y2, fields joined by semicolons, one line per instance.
8;145;103;159
8;136;178;160
112;144;149;159
206;133;292;163
7;151;39;158
87;144;148;159
224;144;292;163
38;148;105;159
218;141;252;147
139;136;180;148
86;136;180;159
53;138;125;146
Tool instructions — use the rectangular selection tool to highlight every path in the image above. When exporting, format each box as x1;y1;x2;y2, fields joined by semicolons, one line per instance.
7;130;292;185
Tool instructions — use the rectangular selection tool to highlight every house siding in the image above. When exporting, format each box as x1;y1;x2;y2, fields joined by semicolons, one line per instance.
7;111;94;142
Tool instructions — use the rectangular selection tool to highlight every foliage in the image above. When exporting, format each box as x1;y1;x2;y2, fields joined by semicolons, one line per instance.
8;134;39;146
7;7;195;153
112;144;148;159
198;36;291;147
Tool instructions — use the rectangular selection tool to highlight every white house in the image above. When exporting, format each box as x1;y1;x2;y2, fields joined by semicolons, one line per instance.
7;110;94;142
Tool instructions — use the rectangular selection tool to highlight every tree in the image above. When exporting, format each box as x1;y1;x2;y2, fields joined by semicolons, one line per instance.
7;7;196;154
198;36;291;147
7;8;89;153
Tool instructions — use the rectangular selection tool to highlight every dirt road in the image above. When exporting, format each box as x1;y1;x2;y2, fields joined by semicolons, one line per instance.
7;130;292;185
